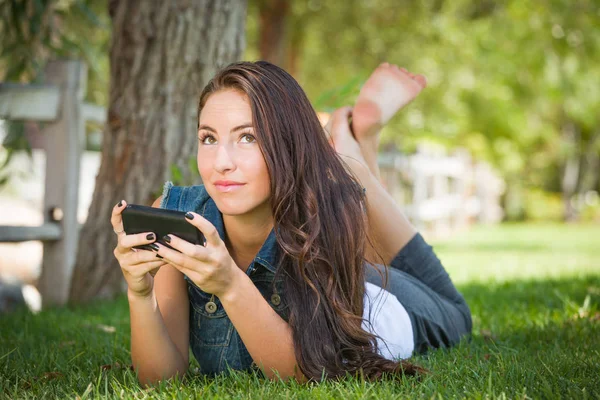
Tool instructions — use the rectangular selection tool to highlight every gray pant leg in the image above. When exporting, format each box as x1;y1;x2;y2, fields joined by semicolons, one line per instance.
365;233;472;353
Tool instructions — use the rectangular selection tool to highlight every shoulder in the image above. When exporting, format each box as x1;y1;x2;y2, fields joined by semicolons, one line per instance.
158;181;211;212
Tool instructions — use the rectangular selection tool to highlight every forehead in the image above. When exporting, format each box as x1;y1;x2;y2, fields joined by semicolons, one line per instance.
199;89;252;125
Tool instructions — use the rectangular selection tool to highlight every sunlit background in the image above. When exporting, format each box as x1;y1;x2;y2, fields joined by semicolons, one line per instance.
0;0;598;310
0;2;599;397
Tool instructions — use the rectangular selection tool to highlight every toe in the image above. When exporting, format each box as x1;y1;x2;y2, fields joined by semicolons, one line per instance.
413;74;428;89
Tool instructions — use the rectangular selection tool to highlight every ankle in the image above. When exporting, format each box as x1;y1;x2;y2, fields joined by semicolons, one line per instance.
357;135;380;150
358;150;381;181
352;123;382;142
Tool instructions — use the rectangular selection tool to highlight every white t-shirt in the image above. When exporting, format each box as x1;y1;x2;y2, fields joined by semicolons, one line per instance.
362;282;414;360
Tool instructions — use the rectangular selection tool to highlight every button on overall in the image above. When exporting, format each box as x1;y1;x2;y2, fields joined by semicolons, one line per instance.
205;294;218;314
163;182;287;374
270;293;281;306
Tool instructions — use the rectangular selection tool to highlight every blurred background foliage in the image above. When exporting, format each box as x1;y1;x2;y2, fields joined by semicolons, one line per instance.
1;0;599;221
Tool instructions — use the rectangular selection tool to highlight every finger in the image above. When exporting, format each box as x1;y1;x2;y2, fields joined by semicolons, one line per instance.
152;242;191;271
128;259;165;277
153;243;200;275
123;248;163;268
154;241;215;276
149;261;166;277
164;263;199;283
120;232;157;250
157;256;203;284
162;234;209;261
182;212;222;247
117;232;157;255
110;200;127;234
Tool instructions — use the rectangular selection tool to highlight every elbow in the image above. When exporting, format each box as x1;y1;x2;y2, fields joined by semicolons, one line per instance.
262;364;308;383
134;362;188;387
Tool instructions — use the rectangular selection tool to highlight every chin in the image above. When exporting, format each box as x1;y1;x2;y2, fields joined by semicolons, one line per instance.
215;196;271;217
218;205;253;216
212;197;255;215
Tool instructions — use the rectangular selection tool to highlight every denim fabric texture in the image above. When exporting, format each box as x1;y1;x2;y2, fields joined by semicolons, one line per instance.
159;181;287;375
364;235;472;353
159;181;472;375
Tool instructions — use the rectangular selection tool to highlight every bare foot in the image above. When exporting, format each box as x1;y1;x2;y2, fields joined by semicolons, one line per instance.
351;62;427;141
348;63;426;178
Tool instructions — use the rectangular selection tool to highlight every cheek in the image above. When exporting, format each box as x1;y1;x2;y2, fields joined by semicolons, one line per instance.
197;150;213;178
197;161;207;181
241;153;270;191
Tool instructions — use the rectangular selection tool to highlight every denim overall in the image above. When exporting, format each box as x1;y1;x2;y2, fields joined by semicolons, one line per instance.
159;181;288;375
159;181;472;375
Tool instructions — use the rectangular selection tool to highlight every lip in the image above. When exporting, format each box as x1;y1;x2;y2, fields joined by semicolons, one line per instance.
214;181;245;192
214;180;245;186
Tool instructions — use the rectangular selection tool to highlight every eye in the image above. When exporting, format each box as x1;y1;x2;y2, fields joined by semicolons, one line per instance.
198;133;216;145
240;133;256;143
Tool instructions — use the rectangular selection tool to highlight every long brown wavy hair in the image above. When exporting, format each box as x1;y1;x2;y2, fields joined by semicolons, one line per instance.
197;61;423;381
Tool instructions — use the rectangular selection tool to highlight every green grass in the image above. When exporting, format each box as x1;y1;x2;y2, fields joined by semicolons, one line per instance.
1;223;599;399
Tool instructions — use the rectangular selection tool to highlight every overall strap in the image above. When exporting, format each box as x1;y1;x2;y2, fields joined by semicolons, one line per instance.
159;180;210;212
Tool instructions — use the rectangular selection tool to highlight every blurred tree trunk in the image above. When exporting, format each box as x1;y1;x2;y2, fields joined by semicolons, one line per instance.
256;0;305;76
285;14;305;77
69;0;247;303
578;130;600;194
258;0;289;67
561;121;581;222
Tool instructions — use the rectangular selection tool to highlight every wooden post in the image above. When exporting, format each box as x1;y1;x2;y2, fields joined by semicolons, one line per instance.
431;150;449;236
37;60;86;307
452;149;471;232
411;145;427;232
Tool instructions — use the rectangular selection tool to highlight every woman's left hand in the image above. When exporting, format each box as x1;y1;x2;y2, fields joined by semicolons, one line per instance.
152;211;238;298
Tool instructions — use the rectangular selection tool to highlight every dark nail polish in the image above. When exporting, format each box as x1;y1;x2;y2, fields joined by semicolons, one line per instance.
156;254;163;259
149;243;160;251
163;235;171;243
118;200;123;207
185;212;194;220
146;233;155;240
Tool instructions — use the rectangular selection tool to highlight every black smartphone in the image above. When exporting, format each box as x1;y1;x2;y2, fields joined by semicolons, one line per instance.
121;204;206;252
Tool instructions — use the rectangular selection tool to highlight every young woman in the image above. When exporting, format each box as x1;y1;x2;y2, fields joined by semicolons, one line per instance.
111;61;472;385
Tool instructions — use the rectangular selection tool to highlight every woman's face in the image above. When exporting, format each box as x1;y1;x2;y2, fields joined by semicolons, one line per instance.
197;89;271;216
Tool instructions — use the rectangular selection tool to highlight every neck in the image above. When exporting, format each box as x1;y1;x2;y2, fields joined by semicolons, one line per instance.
223;204;274;271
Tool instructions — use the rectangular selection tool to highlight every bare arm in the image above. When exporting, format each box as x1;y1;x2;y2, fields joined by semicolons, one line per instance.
219;266;307;382
128;196;190;386
148;210;306;382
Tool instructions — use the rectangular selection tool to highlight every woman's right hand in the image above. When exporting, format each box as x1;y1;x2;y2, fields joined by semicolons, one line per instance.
111;200;167;298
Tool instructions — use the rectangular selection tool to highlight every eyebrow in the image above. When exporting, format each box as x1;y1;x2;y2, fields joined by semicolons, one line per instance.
198;123;253;133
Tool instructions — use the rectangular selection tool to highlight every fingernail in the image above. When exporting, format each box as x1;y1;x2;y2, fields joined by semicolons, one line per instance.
118;200;123;207
185;212;194;220
149;243;159;251
163;235;171;243
156;254;163;259
146;233;155;240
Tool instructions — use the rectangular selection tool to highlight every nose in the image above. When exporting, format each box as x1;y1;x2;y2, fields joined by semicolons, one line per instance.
213;143;236;174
